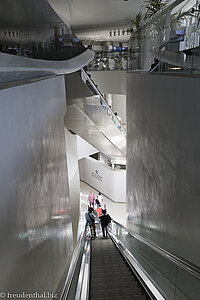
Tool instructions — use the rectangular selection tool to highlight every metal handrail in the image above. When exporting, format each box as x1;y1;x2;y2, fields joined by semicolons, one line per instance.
109;229;164;300
60;229;86;300
80;68;126;133
74;234;90;300
112;220;200;279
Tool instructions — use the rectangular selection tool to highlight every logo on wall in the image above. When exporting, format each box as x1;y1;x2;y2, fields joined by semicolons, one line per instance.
92;170;102;182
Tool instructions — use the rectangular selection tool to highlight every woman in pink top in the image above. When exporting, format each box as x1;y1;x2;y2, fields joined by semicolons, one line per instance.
88;191;95;208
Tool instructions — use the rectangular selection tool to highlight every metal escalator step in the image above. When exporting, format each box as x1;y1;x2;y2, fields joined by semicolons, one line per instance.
90;281;139;289
90;277;135;285
91;266;130;272
91;274;134;281
92;255;121;259
91;260;125;264
93;272;132;278
91;261;126;266
90;295;146;300
92;250;120;253
91;257;127;261
90;288;143;298
90;239;147;300
91;257;125;261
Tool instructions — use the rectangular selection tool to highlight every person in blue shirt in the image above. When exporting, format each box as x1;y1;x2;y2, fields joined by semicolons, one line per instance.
85;207;96;238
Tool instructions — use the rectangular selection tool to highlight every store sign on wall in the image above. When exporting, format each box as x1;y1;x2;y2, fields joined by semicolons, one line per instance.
92;169;102;182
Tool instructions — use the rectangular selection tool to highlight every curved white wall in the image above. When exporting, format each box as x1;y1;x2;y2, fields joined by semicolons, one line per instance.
79;157;126;202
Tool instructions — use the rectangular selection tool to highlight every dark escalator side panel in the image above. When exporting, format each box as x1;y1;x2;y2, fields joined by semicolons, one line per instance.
90;238;149;300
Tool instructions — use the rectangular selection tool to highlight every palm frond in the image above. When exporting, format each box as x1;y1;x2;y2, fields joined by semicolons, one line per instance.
171;10;193;28
144;0;168;20
131;12;143;31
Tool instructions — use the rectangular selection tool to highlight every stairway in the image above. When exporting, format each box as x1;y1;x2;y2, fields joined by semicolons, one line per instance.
90;238;149;300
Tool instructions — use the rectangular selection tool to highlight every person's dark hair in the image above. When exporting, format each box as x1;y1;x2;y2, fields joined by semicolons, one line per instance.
88;207;93;213
114;112;117;116
98;192;101;195
102;209;106;215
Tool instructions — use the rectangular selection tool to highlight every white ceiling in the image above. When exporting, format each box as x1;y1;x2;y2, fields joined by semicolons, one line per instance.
70;0;143;41
70;0;143;29
73;27;131;42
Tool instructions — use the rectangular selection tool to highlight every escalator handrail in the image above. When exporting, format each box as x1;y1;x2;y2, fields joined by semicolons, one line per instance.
74;233;90;300
60;229;86;300
109;229;164;300
112;220;200;279
81;68;126;133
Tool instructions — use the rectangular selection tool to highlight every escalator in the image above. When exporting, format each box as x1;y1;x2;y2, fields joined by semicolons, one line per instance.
64;69;126;158
60;220;200;300
90;238;148;300
60;222;161;300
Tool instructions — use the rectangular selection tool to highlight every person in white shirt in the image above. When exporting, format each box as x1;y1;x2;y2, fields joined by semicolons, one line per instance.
97;192;104;207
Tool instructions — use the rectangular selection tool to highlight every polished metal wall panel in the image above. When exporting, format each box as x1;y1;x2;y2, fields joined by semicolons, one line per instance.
126;72;200;267
88;71;127;95
0;76;73;297
65;129;81;246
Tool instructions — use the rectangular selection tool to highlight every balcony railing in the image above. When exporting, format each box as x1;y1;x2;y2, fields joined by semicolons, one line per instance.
86;51;128;71
128;0;200;74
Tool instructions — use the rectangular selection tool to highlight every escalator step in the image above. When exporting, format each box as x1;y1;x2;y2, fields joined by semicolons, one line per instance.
91;266;130;272
91;263;129;268
90;295;146;300
93;258;124;260
92;255;121;259
90;275;134;283
90;238;148;300
90;281;139;289
92;272;133;278
90;288;143;297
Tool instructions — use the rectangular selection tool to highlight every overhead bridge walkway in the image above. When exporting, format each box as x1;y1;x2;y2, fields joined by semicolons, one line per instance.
59;221;200;300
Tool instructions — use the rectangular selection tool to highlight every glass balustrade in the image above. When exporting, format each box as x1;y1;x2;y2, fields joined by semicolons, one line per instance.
86;51;128;71
128;0;200;74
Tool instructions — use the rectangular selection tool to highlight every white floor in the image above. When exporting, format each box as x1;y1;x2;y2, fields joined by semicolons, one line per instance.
80;180;127;226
